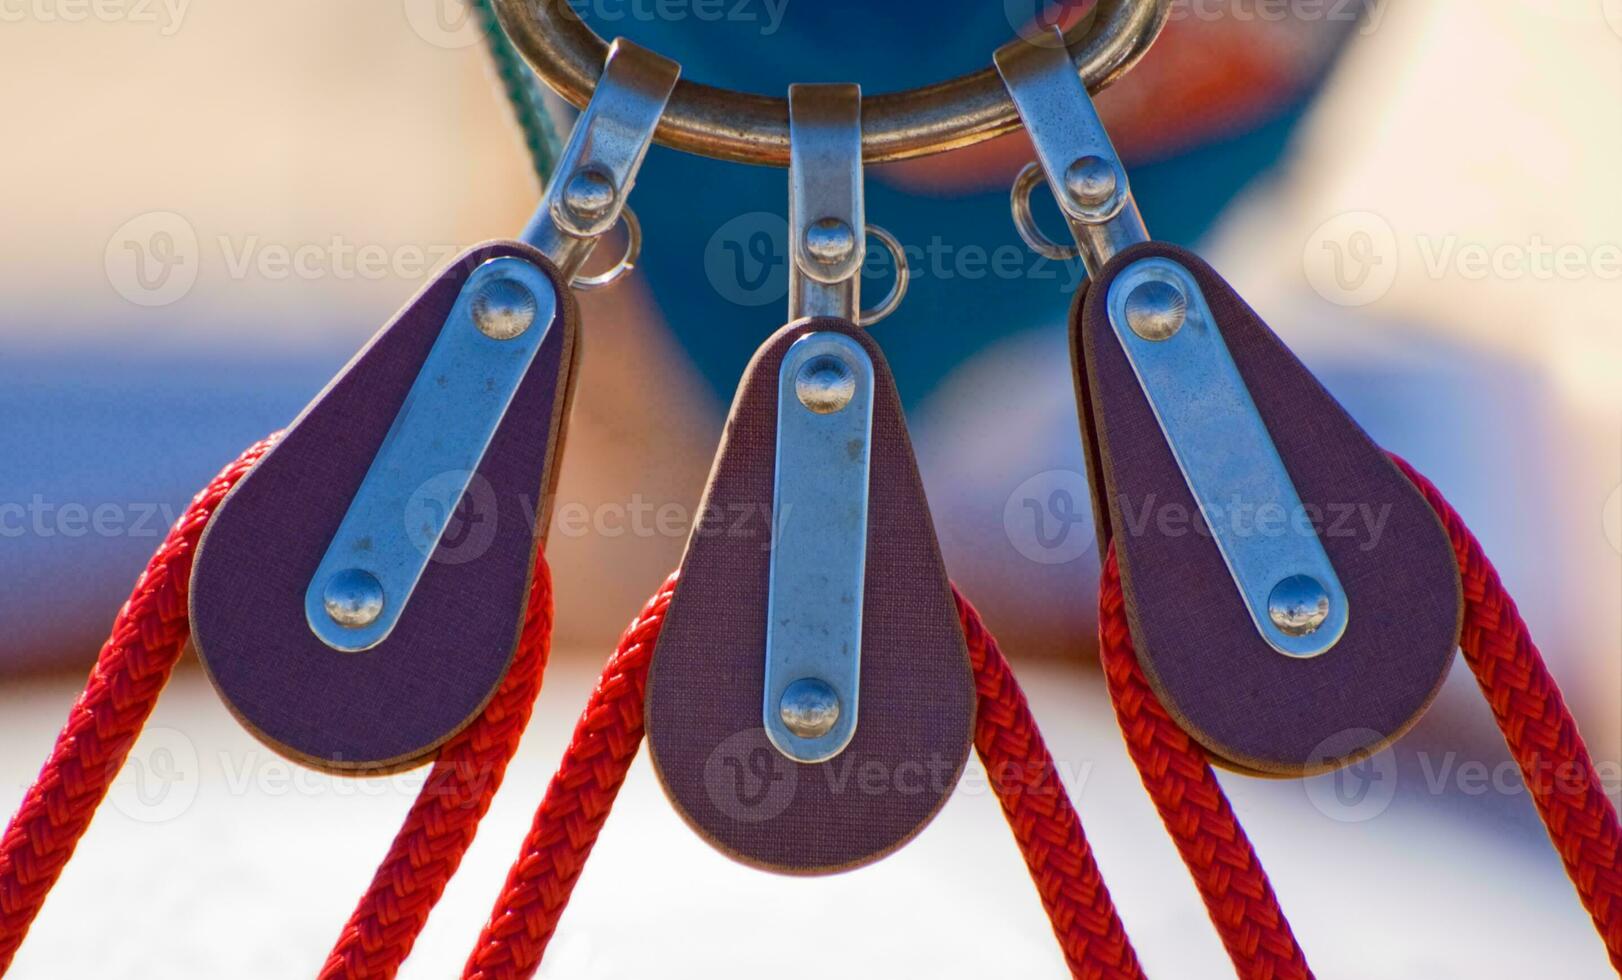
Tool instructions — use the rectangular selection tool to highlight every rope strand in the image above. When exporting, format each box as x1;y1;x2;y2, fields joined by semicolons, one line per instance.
318;557;555;979
5;436;1617;979
0;438;278;972
461;575;1145;980
957;588;1145;980
1393;455;1622;969
1099;548;1314;980
0;437;558;980
1098;454;1622;976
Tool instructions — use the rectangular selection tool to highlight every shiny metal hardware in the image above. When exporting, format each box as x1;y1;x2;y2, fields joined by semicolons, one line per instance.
1009;164;1079;262
788;85;863;322
1104;258;1349;658
858;226;910;328
1122;278;1187;341
305;257;559;652
1268;574;1332;638
566;206;641;292
493;0;1169;166
321;568;385;630
787;85;909;326
996;28;1149;276
520;38;678;287
1000;28;1348;657
764;332;876;762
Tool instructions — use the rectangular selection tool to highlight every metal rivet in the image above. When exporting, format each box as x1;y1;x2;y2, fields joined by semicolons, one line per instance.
1064;155;1118;209
794;354;856;414
560;167;617;223
1268;575;1331;637
471;277;538;341
803;217;856;266
323;569;385;630
1124;279;1188;341
779;677;841;739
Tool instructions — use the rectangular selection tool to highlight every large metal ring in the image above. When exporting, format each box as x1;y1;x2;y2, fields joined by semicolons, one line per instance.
492;0;1171;167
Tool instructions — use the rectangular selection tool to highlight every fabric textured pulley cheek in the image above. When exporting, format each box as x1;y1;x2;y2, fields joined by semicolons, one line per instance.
188;243;580;775
643;317;975;875
998;27;1459;776
185;38;676;777
1072;244;1462;776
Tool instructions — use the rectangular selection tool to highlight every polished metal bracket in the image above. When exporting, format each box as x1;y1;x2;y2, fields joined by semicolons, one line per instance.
763;332;876;762
1105;257;1349;657
521;38;680;289
307;40;679;653
306;256;559;652
1000;29;1348;657
995;28;1148;276
788;84;865;322
786;84;910;327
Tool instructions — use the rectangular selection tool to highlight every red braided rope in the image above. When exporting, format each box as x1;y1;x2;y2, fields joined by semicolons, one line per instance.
956;588;1145;980
319;558;554;979
1099;548;1314;980
1394;456;1622;969
461;575;1144;980
460;572;678;980
0;438;557;980
0;438;277;972
1099;455;1622;976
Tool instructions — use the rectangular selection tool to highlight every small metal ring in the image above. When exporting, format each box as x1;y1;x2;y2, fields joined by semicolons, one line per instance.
859;225;909;328
493;0;1170;167
569;206;641;292
1011;162;1081;262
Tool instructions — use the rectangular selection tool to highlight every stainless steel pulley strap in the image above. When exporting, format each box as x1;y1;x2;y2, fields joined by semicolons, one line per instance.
998;29;1350;658
521;39;679;284
492;0;1171;166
